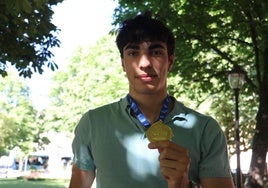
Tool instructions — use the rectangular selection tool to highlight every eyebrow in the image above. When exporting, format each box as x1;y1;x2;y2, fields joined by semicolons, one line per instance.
124;43;166;51
124;44;139;50
149;44;165;50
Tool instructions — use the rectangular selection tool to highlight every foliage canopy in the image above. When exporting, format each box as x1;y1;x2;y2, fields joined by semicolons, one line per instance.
0;0;63;78
0;74;49;155
46;35;128;132
112;1;268;187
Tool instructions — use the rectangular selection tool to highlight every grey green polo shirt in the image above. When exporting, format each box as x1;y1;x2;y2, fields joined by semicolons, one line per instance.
72;96;232;187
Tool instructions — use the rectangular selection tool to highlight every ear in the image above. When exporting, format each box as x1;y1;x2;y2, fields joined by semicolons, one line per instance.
121;58;126;72
168;54;175;71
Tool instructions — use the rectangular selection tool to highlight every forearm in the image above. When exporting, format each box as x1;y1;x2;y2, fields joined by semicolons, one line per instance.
69;164;95;188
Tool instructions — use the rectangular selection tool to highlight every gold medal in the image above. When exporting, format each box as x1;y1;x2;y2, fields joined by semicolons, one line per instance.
146;120;174;142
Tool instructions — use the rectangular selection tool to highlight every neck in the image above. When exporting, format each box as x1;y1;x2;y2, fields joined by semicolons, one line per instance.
128;91;169;124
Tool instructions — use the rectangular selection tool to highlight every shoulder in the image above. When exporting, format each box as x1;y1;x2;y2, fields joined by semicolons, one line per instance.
170;98;224;146
172;98;227;149
171;97;220;130
84;96;128;117
76;96;128;128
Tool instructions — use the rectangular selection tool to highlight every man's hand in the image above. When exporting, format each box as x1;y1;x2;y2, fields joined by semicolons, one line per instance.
148;141;190;188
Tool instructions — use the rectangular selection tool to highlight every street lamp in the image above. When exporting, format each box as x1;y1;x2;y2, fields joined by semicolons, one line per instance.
228;66;246;188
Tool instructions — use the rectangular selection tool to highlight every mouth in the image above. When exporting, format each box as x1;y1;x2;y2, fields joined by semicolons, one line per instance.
137;74;157;82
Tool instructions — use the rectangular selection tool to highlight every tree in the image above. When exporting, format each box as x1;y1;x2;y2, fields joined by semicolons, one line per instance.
0;0;63;78
0;114;17;155
46;35;128;132
0;74;38;155
112;1;268;187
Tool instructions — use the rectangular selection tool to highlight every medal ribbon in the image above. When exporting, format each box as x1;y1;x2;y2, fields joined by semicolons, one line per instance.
127;94;170;128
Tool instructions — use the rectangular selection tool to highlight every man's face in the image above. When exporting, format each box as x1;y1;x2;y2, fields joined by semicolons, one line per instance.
121;41;174;95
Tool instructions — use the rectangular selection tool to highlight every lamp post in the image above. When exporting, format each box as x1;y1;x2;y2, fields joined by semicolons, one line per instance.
228;66;246;188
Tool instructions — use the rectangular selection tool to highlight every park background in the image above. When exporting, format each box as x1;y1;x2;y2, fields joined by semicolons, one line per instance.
0;0;268;188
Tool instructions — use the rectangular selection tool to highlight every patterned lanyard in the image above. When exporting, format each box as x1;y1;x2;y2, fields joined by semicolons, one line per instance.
127;94;170;128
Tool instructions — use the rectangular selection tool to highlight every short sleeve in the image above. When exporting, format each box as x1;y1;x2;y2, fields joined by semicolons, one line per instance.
199;118;232;178
72;112;96;171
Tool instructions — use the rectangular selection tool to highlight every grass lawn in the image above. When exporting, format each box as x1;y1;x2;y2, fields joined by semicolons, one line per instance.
0;178;69;188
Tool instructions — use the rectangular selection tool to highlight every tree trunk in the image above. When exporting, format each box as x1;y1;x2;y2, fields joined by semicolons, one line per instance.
244;38;268;188
244;126;268;188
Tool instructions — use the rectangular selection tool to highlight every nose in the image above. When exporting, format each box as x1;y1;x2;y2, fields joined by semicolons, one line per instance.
139;54;152;70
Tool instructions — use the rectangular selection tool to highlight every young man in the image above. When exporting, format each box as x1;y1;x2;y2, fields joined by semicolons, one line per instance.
69;12;235;188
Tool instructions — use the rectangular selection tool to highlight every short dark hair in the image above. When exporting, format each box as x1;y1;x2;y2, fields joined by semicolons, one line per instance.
116;12;175;58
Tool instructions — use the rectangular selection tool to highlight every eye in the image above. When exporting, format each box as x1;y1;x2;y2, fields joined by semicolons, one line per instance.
126;49;139;56
151;49;164;56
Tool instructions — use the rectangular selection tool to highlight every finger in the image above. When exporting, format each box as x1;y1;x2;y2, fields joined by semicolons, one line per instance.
160;165;185;180
158;147;187;161
158;151;190;179
148;141;187;153
159;152;190;165
159;156;189;171
159;157;190;183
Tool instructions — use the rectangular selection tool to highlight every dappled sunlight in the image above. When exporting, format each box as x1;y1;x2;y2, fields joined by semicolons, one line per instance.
115;131;160;181
172;114;197;129
246;155;268;187
248;167;264;186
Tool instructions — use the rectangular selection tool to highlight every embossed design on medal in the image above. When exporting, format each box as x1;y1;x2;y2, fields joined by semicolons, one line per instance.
146;120;174;142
